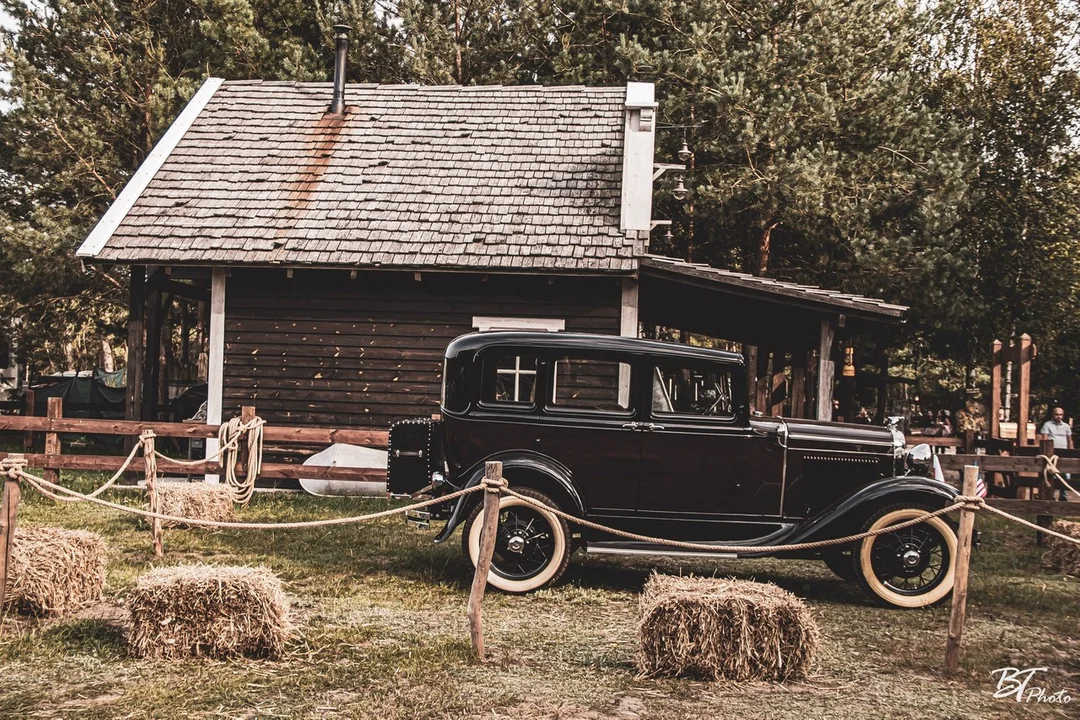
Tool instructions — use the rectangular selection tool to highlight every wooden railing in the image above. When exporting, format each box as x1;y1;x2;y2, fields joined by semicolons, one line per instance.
0;399;389;485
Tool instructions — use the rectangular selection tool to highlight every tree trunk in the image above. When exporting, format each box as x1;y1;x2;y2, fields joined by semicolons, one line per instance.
100;337;115;373
455;0;463;84
756;220;778;276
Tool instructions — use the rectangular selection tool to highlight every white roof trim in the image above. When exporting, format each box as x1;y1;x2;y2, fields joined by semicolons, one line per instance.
76;77;224;258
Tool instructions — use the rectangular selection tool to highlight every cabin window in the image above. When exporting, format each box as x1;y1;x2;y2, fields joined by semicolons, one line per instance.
652;363;734;418
472;317;565;333
549;357;632;412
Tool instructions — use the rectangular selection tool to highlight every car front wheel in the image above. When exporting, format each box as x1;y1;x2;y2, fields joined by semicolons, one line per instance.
462;487;571;593
853;504;958;608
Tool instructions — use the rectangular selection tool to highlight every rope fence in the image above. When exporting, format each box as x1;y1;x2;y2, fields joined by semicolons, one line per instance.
2;435;1080;668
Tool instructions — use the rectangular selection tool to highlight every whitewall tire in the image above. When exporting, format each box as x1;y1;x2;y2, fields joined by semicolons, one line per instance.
462;487;571;593
855;505;958;609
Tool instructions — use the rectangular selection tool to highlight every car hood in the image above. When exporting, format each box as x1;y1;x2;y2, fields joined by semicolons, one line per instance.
752;418;898;454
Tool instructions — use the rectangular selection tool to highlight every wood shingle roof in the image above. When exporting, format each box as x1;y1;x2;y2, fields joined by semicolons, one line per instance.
87;80;636;272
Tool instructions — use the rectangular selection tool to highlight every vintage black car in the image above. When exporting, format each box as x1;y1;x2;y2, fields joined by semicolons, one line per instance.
388;332;958;608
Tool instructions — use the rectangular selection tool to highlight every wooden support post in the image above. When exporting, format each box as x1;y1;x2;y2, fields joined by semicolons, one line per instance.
43;397;62;485
240;405;256;480
755;350;770;416
990;339;1002;440
0;454;25;626
205;268;226;484
945;465;979;674
127;266;146;423
790;353;807;419
817;318;836;421
1017;334;1032;446
22;389;35;453
744;345;758;413
963;429;976;455
467;461;504;660
770;351;787;418
1035;438;1056;545
144;433;163;557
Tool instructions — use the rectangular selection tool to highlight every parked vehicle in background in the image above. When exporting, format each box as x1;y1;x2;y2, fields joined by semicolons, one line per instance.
389;332;959;608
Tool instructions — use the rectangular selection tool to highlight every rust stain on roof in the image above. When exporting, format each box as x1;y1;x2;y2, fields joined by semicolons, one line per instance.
269;110;349;261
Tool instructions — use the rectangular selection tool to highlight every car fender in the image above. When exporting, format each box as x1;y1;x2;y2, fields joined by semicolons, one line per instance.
779;476;959;548
433;451;584;544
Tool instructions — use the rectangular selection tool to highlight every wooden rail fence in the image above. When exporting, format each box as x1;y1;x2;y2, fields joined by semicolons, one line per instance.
0;399;389;485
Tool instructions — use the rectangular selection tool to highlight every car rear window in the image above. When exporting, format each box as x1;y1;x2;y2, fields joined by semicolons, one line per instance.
550;357;631;412
652;363;735;418
480;352;539;406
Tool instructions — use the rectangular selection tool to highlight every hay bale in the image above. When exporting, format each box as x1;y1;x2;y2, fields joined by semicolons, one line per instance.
153;483;234;527
1043;520;1080;575
637;574;819;682
4;526;107;616
128;565;291;659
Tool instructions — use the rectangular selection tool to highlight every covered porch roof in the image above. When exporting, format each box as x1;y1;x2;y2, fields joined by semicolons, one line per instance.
637;255;906;351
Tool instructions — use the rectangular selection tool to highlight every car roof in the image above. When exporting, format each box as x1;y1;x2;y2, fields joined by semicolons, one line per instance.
445;332;745;365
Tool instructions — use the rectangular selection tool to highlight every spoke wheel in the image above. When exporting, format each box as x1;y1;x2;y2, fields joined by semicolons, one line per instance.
855;504;957;609
462;487;570;593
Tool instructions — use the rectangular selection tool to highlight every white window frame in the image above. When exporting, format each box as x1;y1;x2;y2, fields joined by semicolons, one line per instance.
472;316;565;333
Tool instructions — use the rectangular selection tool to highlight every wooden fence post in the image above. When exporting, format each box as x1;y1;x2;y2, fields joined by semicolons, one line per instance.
22;389;35;453
0;453;25;628
990;339;1002;441
1017;334;1032;446
1035;438;1056;546
44;397;62;486
467;461;504;660
144;433;163;557
240;405;256;480
945;465;980;673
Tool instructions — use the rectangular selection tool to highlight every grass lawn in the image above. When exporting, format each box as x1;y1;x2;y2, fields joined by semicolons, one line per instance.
0;471;1077;719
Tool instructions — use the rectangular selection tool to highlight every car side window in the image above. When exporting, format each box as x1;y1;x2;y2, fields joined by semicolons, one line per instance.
652;363;734;418
549;356;632;412
481;353;538;406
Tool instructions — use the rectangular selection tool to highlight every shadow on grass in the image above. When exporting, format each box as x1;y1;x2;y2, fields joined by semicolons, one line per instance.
561;554;872;605
38;619;127;658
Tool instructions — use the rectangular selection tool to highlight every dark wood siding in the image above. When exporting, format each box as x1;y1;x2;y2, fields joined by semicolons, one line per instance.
223;269;623;427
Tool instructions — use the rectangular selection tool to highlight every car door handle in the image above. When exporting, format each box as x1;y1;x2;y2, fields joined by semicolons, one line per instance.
622;422;642;430
644;423;665;432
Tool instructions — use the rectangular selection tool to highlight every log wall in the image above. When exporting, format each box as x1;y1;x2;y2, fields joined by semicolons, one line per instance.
223;269;622;427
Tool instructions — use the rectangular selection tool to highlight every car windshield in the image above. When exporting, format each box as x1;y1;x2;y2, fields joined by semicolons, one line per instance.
652;363;733;417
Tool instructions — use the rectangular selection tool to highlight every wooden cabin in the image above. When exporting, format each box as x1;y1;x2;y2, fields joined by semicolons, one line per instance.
77;73;906;444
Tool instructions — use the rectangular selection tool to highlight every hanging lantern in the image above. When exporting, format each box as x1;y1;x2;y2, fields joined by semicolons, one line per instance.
672;175;688;201
677;140;692;163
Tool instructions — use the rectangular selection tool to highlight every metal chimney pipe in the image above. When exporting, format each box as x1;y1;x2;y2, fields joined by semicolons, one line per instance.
329;24;351;114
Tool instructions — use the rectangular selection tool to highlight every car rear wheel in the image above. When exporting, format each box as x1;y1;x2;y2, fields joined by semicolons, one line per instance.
462;487;571;593
853;504;957;608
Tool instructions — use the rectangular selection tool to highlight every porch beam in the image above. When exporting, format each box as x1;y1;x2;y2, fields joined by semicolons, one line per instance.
205;268;226;483
126;266;146;422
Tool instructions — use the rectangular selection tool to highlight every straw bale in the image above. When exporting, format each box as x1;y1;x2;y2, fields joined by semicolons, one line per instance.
4;525;107;616
637;574;819;682
1042;520;1080;575
154;483;234;527
128;565;291;659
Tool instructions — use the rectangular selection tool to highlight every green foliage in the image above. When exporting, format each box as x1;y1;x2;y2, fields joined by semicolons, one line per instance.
0;0;1077;413
0;0;396;373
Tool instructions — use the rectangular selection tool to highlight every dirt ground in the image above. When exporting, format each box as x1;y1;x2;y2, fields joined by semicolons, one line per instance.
0;475;1077;719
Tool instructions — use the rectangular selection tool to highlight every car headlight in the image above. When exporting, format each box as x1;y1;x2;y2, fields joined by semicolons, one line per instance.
905;443;933;474
889;426;906;458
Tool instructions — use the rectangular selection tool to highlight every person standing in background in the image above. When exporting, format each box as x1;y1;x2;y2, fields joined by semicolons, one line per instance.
1039;407;1073;501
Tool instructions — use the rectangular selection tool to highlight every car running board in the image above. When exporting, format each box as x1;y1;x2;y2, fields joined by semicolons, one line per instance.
586;541;738;560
